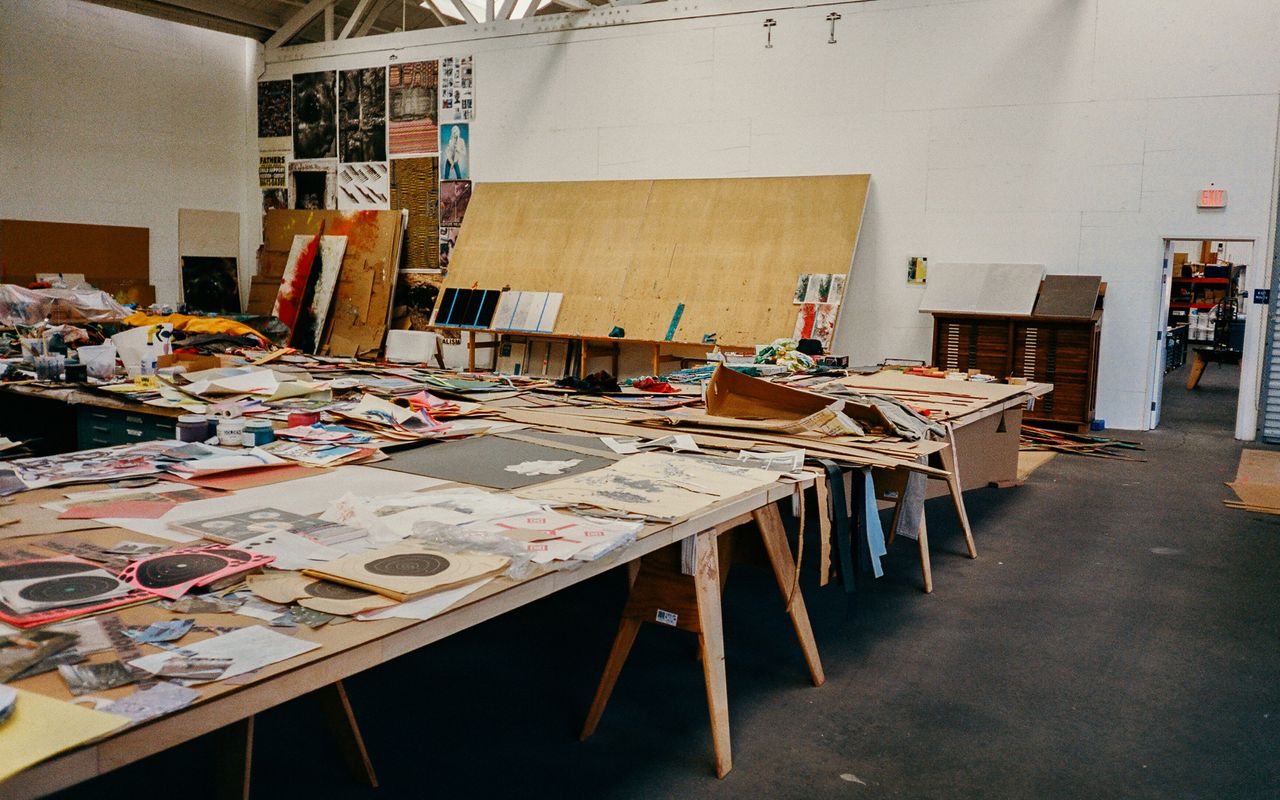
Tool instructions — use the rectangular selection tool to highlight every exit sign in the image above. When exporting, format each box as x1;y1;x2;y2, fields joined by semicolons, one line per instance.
1198;188;1227;208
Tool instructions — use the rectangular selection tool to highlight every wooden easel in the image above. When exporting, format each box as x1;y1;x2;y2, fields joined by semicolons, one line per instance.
211;680;377;799
580;502;824;778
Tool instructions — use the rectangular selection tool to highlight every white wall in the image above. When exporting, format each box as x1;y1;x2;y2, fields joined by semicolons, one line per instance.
0;0;258;306
266;0;1280;430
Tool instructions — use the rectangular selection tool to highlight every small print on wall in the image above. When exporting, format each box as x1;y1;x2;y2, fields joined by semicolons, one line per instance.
389;60;438;155
293;71;337;159
339;67;387;163
439;226;461;275
439;55;473;123
258;153;287;190
440;123;469;180
439;181;472;227
338;162;389;210
263;189;288;212
258;79;291;146
288;159;337;210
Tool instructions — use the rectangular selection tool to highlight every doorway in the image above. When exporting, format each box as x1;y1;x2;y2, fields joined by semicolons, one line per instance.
1152;238;1255;436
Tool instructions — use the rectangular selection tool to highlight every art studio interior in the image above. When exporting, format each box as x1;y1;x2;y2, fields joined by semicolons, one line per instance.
0;1;1278;798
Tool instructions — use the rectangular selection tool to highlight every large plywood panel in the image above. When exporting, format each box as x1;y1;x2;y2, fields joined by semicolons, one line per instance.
177;209;239;258
442;175;869;346
919;263;1045;316
0;219;148;284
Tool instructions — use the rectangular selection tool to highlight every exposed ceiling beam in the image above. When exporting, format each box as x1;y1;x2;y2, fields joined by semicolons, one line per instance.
338;0;374;38
551;0;593;10
497;0;518;20
156;0;282;30
356;0;398;35
421;0;454;26
266;0;335;47
448;0;478;24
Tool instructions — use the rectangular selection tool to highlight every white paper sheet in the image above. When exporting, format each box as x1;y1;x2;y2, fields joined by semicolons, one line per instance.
356;577;492;621
129;625;320;682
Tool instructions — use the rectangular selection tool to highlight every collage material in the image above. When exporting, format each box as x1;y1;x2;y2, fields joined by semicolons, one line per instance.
439;180;472;226
439;55;474;123
287;159;337;210
338;67;387;163
388;60;438;155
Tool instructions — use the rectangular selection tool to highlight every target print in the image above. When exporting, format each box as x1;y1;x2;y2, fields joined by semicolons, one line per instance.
133;554;230;589
364;553;450;577
0;559;93;582
304;580;376;600
17;575;122;604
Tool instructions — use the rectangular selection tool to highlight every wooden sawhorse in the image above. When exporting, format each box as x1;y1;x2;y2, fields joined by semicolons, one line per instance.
579;502;823;778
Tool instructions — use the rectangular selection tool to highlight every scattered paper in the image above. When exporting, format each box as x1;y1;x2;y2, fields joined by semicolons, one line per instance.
58;660;136;696
129;625;320;683
0;690;130;781
737;449;807;475
233;531;345;571
100;682;200;724
356;577;492;621
124;618;194;645
504;459;582;476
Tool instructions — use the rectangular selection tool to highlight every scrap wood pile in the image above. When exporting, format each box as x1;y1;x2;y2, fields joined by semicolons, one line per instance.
1020;425;1146;461
1224;448;1280;515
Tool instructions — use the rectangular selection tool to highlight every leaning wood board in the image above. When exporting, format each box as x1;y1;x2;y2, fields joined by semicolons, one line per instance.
261;210;402;358
443;175;870;347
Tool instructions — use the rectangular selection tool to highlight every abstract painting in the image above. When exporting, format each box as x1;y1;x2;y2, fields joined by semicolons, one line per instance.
389;60;437;155
338;67;387;163
292;71;337;159
273;234;349;352
257;80;291;139
181;257;240;314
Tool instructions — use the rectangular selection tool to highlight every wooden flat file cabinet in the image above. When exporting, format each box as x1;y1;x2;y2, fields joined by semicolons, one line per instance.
931;311;1103;429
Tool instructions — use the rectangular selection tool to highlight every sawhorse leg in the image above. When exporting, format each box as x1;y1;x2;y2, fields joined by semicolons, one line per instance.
937;424;977;559
581;504;824;777
209;680;376;800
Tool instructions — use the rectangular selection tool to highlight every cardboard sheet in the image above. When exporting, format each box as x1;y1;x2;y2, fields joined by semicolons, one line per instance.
918;263;1045;316
371;435;613;490
1031;275;1101;319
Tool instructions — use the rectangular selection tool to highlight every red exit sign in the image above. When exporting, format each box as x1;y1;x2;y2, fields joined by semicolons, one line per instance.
1198;188;1227;208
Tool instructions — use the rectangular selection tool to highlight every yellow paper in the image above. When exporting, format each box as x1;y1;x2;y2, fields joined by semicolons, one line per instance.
0;689;130;781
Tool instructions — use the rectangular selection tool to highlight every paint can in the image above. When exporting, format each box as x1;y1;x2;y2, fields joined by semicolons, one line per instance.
243;419;275;447
217;418;246;446
177;415;210;443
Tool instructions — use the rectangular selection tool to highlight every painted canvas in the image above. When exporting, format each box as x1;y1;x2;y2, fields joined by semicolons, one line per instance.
440;123;469;180
389;60;438;155
389;157;439;271
257;80;291;139
292;72;336;159
181;257;240;314
439;55;473;123
337;162;389;210
288;160;336;210
439;180;472;226
793;302;838;349
339;67;387;163
274;234;348;352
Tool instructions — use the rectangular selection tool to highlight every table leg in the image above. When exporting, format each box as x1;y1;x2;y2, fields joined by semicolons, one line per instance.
750;505;825;687
917;515;933;593
314;680;378;788
579;617;642;740
690;529;732;778
1186;349;1207;390
210;716;253;800
939;424;977;559
466;331;476;372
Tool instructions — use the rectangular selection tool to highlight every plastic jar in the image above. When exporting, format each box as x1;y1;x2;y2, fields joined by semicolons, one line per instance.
177;415;209;443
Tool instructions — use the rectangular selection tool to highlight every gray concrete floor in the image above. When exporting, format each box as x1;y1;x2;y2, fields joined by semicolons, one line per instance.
51;363;1279;799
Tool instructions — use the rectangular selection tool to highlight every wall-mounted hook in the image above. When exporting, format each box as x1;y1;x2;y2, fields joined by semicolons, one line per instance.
826;12;841;44
763;18;776;49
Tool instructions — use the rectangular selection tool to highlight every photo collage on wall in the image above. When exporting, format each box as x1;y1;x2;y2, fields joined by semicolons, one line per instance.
255;54;476;325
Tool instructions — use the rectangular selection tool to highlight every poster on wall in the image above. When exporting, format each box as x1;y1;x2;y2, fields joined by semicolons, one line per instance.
439;226;460;275
439;55;473;123
292;71;337;159
257;79;291;149
439;181;472;227
389;61;438;156
390;157;439;272
440;123;469;180
338;162;389;210
339;67;387;163
288;160;337;210
258;153;287;190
